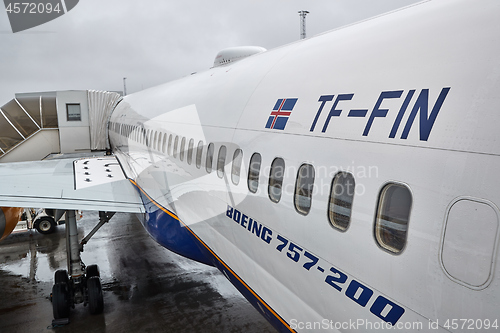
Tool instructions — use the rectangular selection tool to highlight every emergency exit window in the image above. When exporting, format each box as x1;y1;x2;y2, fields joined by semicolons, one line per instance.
66;104;81;121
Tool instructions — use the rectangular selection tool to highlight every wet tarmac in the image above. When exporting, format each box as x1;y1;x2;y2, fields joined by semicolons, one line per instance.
0;211;276;333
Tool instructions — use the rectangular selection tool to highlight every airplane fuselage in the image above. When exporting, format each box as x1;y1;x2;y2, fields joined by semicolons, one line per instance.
108;1;500;331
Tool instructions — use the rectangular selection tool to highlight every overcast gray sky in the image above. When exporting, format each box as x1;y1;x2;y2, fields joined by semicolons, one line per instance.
0;0;421;105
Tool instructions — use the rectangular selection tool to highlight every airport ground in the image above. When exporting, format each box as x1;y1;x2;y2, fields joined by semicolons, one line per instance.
0;211;275;333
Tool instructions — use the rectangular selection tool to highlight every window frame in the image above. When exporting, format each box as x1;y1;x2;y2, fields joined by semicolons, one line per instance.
162;133;167;153
187;139;194;165
268;157;285;203
294;163;315;216
247;153;261;194
374;182;413;255
231;149;243;185
328;172;355;232
173;136;179;158
196;141;203;169
153;131;158;150
217;145;227;178
206;143;214;173
180;137;186;161
167;134;173;155
157;132;163;151
66;103;81;121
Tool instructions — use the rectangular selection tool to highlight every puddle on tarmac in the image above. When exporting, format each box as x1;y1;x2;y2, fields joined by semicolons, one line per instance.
0;229;65;282
0;222;110;283
0;212;277;333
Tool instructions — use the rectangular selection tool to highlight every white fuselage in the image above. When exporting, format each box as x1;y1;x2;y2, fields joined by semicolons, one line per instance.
108;1;500;331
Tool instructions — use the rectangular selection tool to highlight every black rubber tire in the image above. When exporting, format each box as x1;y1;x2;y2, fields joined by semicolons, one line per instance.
86;264;100;278
52;283;70;319
34;216;56;234
54;270;69;285
87;277;104;314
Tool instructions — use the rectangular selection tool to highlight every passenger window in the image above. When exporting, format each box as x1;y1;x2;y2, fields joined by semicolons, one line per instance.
217;145;227;178
196;141;203;169
206;143;214;173
375;183;412;254
268;157;285;203
328;172;355;231
162;133;167;153
248;153;261;193
231;149;243;185
173;136;179;158
187;139;194;165
294;164;315;215
180;137;186;161
167;134;173;155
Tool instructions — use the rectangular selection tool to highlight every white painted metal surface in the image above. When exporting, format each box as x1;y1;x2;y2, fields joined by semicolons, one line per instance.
0;157;143;213
0;0;499;331
107;1;500;331
74;157;126;190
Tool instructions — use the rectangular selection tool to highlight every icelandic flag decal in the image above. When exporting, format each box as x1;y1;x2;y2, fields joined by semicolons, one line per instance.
265;98;298;130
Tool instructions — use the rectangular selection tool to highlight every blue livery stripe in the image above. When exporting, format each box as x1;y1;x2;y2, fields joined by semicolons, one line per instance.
129;179;295;333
